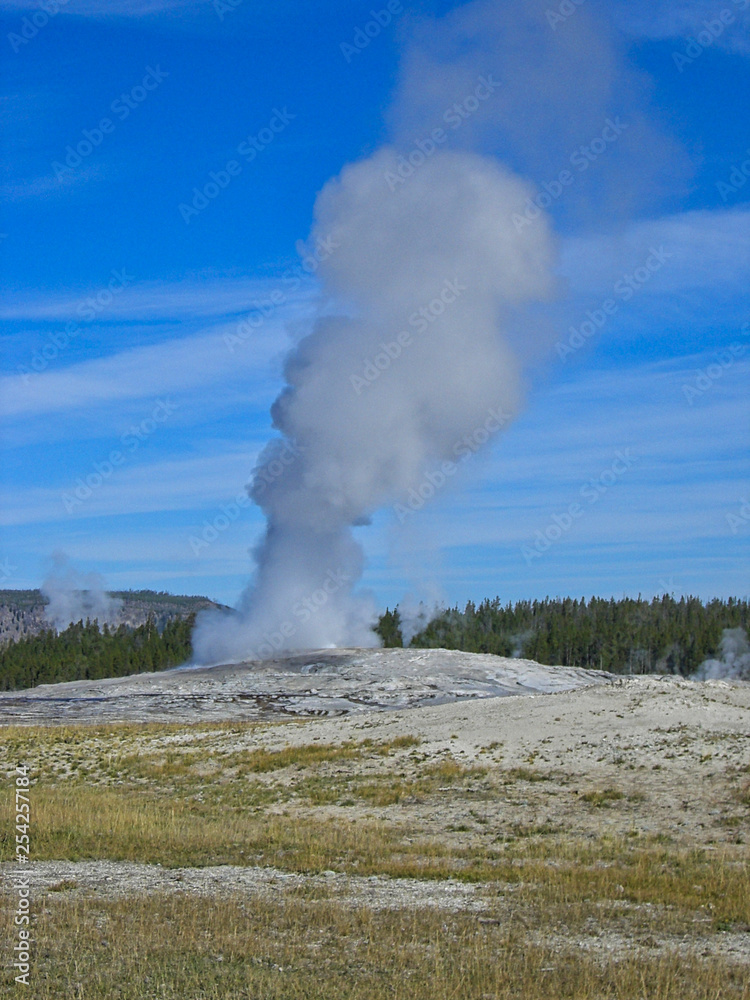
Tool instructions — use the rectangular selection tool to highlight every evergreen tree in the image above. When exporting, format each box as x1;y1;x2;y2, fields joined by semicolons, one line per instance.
0;613;196;691
402;595;747;676
375;608;404;647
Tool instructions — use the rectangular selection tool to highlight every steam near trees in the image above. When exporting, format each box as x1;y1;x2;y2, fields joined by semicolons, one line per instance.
378;595;749;676
1;595;747;690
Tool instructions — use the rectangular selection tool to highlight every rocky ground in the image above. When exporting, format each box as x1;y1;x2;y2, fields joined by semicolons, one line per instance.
0;646;612;723
1;651;748;993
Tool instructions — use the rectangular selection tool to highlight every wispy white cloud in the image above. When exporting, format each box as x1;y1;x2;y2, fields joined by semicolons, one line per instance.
389;353;749;552
0;275;316;323
1;170;102;201
0;319;292;421
616;1;750;56
0;450;266;527
559;206;750;297
43;528;257;569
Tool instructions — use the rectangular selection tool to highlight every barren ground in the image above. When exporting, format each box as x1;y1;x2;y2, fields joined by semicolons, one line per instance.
1;650;748;998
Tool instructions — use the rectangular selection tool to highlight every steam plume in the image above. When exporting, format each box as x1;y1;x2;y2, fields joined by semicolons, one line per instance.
192;0;686;665
192;148;554;664
389;0;690;225
397;594;446;647
697;628;750;681
41;553;122;631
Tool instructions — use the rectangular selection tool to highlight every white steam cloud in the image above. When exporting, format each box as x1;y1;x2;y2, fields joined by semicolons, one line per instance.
41;554;122;631
192;0;684;666
697;628;750;681
192;149;554;664
397;594;446;647
389;0;691;225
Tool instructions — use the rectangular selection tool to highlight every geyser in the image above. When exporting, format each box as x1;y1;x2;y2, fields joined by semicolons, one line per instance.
191;0;682;666
192;148;555;664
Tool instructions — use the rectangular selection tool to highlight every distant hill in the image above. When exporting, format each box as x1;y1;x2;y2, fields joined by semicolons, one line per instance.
0;589;223;647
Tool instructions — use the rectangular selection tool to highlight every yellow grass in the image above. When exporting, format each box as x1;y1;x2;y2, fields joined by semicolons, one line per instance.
2;892;748;1000
1;721;748;997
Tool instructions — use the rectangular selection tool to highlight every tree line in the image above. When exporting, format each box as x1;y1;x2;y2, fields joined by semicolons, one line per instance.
375;595;749;675
0;615;195;691
1;594;747;691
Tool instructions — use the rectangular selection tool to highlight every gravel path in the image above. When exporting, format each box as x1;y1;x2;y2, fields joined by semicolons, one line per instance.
1;859;488;912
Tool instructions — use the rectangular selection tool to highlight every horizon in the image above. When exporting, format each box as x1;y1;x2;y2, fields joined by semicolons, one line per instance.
2;585;747;611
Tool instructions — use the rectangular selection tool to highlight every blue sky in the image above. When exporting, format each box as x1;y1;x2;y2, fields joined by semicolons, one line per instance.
0;0;748;610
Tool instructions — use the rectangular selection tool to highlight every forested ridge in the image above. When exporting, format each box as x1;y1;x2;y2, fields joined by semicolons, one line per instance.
1;594;747;691
376;595;749;675
0;614;195;691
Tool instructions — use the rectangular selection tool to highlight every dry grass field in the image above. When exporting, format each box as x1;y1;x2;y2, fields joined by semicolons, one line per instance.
1;672;749;998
